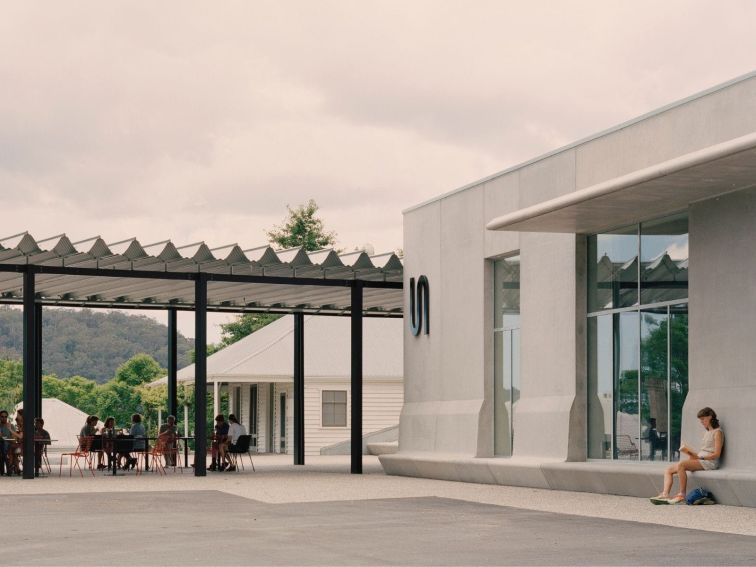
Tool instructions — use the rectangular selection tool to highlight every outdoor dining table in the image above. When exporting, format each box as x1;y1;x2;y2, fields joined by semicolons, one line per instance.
107;435;155;476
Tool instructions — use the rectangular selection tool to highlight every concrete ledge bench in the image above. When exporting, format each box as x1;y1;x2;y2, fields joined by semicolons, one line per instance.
379;452;756;507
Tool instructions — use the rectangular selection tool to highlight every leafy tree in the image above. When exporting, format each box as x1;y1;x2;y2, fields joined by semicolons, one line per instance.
113;353;164;387
0;359;22;411
266;199;337;251
218;314;281;347
0;307;193;383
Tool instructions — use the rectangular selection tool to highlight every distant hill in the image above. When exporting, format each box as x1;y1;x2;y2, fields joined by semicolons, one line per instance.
0;307;194;382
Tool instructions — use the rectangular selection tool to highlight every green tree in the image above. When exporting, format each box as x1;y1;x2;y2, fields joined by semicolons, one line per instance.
0;359;22;411
218;314;281;347
266;199;337;251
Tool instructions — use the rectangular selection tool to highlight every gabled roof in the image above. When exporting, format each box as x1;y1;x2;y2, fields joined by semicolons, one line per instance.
150;314;403;385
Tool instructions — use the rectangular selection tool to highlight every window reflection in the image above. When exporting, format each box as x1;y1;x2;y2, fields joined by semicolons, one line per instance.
615;312;640;460
641;309;668;461
587;214;689;462
494;255;520;457
588;225;638;312
588;315;612;458
640;214;688;305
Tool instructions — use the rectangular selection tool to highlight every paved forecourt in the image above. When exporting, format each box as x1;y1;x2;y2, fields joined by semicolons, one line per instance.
1;456;755;565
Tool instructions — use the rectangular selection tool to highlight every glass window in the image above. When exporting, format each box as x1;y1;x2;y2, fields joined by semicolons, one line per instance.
641;308;668;461
586;214;688;463
669;304;688;460
640;214;688;305
587;315;612;459
249;385;258;448
615;311;640;460
322;390;347;427
588;225;638;312
493;254;520;456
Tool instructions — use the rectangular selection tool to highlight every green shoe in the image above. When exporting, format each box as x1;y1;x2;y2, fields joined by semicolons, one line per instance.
649;496;670;505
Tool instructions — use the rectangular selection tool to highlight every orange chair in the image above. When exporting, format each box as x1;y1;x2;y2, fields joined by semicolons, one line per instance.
60;436;95;477
136;439;166;476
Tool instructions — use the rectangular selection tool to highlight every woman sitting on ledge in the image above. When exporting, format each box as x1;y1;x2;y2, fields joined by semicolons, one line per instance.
651;407;724;504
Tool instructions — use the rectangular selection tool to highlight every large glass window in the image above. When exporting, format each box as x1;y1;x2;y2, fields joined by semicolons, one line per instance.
493;254;520;456
587;214;688;462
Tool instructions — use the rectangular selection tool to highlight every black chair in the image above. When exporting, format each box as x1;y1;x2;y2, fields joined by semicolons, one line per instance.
227;435;255;472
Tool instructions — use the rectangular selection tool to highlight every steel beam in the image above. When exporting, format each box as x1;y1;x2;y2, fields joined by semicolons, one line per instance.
22;269;37;479
293;312;305;465
350;281;363;474
167;308;178;419
194;275;208;476
35;302;42;418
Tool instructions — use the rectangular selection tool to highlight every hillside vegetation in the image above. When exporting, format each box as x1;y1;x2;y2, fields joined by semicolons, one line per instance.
0;307;193;382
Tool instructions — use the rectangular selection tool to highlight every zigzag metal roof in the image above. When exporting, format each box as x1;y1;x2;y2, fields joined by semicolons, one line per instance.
0;232;403;315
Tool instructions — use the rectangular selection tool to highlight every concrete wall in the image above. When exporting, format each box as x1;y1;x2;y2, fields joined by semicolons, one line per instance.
688;187;756;470
398;73;756;476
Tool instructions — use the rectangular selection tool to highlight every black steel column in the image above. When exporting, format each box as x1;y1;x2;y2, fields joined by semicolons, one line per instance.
293;312;305;465
22;269;37;479
350;281;363;474
167;308;178;419
194;275;208;476
35;303;43;418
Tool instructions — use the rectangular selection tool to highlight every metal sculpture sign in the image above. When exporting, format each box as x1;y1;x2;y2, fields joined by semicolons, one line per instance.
409;275;429;336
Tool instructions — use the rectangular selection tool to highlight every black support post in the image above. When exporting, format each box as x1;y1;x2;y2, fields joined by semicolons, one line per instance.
350;281;363;474
22;269;37;479
293;312;305;465
35;303;43;419
194;275;208;477
167;308;178;419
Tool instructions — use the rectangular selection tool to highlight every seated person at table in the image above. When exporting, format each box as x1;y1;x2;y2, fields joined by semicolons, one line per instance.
158;415;178;466
209;415;229;471
0;410;12;476
5;409;24;475
79;415;98;443
129;413;146;468
100;417;116;470
33;418;51;477
220;414;247;472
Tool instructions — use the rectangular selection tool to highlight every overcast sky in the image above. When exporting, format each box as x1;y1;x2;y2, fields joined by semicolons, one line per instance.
2;1;754;340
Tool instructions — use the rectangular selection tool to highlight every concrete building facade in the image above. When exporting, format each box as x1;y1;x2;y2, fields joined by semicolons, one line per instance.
381;71;756;506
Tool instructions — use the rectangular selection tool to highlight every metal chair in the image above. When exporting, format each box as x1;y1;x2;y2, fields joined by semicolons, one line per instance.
227;435;255;472
60;436;95;477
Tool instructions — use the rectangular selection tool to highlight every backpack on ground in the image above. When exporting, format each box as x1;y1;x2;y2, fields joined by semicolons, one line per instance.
686;488;716;505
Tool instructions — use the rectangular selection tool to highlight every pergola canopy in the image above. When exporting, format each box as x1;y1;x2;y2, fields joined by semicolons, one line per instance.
0;233;403;314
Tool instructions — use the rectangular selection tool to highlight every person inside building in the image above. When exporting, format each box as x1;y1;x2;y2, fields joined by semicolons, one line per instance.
650;407;724;504
33;417;51;477
220;414;247;471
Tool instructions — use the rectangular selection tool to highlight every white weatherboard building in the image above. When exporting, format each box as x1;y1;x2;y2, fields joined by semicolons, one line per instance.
381;71;756;506
154;315;403;456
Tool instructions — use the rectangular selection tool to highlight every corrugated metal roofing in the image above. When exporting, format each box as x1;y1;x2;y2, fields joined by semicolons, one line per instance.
0;233;403;315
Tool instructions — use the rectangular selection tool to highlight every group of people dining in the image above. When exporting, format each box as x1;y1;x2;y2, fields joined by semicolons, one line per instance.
79;412;175;471
1;408;247;476
0;409;51;477
208;413;247;472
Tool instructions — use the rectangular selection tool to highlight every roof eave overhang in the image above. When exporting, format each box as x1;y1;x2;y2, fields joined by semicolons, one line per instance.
486;131;756;234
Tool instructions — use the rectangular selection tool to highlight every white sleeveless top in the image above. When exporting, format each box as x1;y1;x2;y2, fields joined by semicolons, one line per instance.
698;428;723;469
